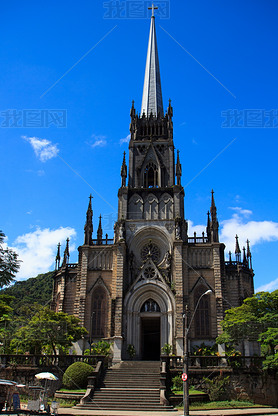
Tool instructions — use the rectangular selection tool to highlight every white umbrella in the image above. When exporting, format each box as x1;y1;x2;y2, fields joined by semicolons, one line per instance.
0;380;17;386
35;373;58;381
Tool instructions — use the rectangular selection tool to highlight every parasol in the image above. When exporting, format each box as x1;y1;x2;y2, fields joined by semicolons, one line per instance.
35;373;58;381
0;380;17;386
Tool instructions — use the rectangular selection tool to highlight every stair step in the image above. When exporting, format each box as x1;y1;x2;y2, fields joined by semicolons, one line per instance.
80;360;173;411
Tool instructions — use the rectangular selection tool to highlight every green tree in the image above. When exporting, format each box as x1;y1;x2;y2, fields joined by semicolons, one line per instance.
11;307;88;354
0;231;20;287
0;294;15;353
217;290;278;370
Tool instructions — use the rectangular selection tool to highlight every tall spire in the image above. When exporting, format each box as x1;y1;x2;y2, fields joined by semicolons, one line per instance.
210;189;219;242
55;242;61;270
141;5;163;117
247;239;252;269
121;151;127;187
84;194;93;246
97;215;103;244
62;238;70;266
235;234;241;262
206;211;211;242
175;150;182;186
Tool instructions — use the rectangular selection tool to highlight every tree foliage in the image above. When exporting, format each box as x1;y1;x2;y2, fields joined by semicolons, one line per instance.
217;290;278;370
0;271;53;310
0;231;20;288
10;307;88;355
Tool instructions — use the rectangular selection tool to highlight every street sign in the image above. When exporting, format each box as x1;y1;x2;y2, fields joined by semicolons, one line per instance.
181;373;188;381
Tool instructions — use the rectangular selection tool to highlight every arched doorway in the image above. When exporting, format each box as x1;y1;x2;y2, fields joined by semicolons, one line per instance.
124;282;175;360
140;299;161;360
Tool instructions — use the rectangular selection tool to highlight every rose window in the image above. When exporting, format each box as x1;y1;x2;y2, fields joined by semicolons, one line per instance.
144;266;156;279
141;242;160;263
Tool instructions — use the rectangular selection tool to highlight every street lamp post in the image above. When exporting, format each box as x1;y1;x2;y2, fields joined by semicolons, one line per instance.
183;289;212;416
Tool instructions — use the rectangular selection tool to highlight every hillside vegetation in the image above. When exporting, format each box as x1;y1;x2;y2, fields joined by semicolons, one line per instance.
0;271;54;310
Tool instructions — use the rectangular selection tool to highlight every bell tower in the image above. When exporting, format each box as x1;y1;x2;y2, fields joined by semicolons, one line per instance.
117;10;185;225
115;6;187;360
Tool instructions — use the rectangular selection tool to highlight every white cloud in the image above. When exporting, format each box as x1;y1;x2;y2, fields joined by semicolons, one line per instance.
188;208;278;260
229;206;253;217
23;136;59;162
10;227;76;280
220;213;278;254
187;220;206;236
256;277;278;293
120;134;130;145
90;134;107;148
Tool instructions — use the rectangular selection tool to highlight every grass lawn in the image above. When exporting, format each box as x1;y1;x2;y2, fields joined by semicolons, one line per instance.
173;389;206;395
176;400;268;410
58;388;86;393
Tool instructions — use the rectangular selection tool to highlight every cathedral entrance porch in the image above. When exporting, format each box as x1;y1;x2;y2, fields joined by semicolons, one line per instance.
141;316;160;360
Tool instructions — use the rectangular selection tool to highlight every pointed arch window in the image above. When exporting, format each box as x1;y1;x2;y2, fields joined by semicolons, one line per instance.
141;299;161;312
194;287;210;337
144;162;158;188
91;287;107;337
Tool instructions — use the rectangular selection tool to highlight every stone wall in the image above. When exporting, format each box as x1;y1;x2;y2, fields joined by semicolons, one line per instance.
229;372;278;407
181;369;278;407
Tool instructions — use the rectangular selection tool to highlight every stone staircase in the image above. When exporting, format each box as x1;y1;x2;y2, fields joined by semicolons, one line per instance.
76;360;174;411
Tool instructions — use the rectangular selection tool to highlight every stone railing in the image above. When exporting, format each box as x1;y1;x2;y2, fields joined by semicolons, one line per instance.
80;360;105;405
167;355;264;370
0;354;105;370
188;233;208;244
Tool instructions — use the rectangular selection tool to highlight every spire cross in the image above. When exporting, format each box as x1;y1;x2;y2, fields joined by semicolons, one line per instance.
148;3;158;17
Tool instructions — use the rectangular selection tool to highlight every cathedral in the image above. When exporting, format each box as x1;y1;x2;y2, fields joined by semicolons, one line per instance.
52;10;254;361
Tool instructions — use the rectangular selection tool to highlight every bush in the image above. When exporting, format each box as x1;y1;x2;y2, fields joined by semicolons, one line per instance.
202;375;230;401
172;374;183;391
63;361;94;389
161;343;172;355
263;352;278;372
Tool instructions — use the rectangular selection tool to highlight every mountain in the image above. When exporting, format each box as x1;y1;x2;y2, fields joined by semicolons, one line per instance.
0;271;54;310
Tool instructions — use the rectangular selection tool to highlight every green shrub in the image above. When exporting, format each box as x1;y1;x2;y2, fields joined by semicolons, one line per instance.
63;361;94;389
263;352;278;372
127;344;136;359
172;374;183;391
202;375;230;401
161;343;172;355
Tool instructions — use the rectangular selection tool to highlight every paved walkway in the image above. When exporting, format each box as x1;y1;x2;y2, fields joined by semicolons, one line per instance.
57;407;278;416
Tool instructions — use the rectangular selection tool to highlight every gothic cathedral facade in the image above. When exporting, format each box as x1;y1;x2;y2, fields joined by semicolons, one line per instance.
52;13;254;361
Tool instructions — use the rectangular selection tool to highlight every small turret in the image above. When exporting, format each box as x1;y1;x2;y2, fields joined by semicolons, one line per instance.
97;215;103;245
62;238;70;266
84;194;93;246
235;235;241;262
206;211;211;242
167;98;173;119
247;239;252;270
209;190;219;242
175;150;182;186
55;242;61;270
242;246;248;265
121;151;127;187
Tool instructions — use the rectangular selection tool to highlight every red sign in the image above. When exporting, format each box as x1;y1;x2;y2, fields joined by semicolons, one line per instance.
181;373;188;381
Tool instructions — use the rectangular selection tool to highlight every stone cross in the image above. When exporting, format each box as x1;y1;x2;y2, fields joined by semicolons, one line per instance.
148;4;158;17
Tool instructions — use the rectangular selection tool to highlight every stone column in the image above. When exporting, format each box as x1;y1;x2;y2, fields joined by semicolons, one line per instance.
113;242;126;362
78;247;89;326
212;244;224;337
173;241;184;356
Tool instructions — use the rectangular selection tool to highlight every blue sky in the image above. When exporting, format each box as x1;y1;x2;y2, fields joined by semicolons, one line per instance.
1;0;278;292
